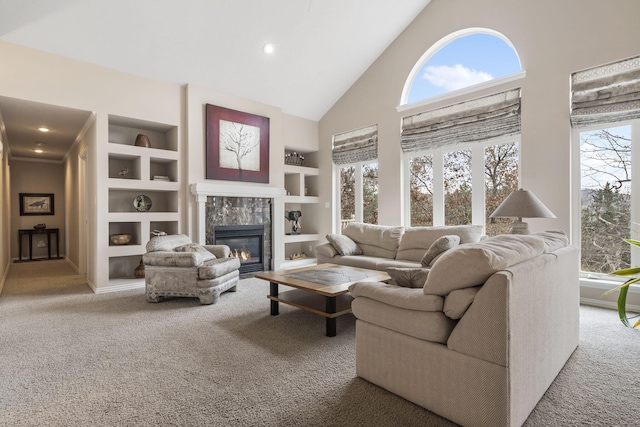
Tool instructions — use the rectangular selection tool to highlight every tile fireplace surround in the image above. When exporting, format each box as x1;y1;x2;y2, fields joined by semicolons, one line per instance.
191;183;287;270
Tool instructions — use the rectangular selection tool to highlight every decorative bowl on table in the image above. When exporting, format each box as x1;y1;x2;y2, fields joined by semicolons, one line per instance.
110;233;132;245
33;223;46;230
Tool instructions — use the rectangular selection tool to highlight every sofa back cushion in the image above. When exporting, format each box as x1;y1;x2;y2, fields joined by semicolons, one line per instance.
342;222;404;259
424;234;545;296
396;225;484;262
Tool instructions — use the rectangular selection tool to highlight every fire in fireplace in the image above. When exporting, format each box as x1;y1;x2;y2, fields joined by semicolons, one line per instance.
214;225;264;274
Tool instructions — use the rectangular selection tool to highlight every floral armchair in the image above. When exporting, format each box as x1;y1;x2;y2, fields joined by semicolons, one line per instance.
142;234;241;305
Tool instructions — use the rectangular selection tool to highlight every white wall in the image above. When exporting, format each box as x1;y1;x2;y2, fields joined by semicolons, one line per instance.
319;0;640;236
0;133;10;291
184;84;319;239
317;0;640;307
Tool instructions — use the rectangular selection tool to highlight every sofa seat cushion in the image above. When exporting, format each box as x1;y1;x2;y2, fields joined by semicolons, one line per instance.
342;222;404;259
198;257;241;280
351;297;456;344
350;282;443;311
396;225;483;262
326;233;363;255
424;234;545;296
175;243;216;261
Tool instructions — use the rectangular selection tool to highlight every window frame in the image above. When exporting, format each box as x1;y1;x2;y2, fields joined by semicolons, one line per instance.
571;118;640;286
334;159;379;232
399;28;525;111
403;134;521;231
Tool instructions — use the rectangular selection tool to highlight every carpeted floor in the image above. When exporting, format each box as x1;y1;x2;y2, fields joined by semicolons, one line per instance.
0;260;639;426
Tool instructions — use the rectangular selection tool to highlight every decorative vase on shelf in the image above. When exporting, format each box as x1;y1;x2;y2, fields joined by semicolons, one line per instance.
134;133;151;148
134;260;145;278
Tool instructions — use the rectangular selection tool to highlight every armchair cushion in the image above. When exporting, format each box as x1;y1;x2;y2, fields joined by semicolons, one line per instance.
175;243;216;262
143;251;203;267
198;257;241;280
420;235;460;267
146;234;192;252
385;267;430;288
424;234;545;296
326;233;363;256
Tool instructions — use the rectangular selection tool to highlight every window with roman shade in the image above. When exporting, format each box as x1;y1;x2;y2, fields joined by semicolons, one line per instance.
400;88;521;153
570;55;640;128
332;124;378;165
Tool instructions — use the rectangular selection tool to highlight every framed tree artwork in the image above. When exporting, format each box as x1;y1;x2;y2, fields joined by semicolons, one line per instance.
205;104;270;183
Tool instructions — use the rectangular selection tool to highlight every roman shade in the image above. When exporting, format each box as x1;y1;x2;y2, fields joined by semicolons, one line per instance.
570;55;640;128
400;89;521;153
332;124;378;165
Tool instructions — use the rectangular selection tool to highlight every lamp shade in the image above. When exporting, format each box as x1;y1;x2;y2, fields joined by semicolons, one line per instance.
490;188;556;220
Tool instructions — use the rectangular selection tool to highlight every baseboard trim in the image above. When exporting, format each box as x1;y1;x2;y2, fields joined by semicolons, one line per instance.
92;282;145;294
580;297;640;313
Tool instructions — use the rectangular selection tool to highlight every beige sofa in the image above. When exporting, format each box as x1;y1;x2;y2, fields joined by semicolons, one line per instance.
315;222;484;270
348;231;579;427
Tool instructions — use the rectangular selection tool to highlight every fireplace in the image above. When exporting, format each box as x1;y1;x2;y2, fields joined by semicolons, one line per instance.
215;225;265;274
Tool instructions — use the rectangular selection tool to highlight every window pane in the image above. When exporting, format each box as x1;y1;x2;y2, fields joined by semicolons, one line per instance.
340;166;355;230
444;150;472;225
485;142;519;236
363;163;378;224
409;155;433;226
580;126;631;274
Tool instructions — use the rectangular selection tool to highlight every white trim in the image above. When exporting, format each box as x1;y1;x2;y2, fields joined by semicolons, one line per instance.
580;297;640;313
398;71;526;114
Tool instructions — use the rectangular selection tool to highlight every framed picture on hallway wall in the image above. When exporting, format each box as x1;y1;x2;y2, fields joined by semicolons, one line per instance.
205;104;270;183
20;193;55;216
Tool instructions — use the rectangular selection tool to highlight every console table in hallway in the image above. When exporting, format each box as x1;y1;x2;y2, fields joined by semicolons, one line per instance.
17;228;60;262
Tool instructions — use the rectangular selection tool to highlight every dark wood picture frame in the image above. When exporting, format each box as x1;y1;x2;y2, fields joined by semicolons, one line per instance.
206;104;270;183
20;193;55;216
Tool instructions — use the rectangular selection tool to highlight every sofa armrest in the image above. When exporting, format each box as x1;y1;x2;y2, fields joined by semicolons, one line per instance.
315;242;338;259
143;251;202;267
349;282;444;312
203;245;231;258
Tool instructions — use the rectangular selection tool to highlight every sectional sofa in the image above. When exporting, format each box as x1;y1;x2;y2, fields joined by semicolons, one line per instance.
316;222;579;427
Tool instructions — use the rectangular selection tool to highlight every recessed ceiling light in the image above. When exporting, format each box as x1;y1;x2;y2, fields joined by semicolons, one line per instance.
263;43;276;54
34;149;44;153
38;127;50;132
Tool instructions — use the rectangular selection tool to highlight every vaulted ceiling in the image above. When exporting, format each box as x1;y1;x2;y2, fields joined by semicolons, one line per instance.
0;0;431;161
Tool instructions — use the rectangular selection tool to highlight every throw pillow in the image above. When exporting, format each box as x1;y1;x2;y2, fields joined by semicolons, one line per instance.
174;243;216;262
421;235;461;267
385;267;430;288
326;234;363;256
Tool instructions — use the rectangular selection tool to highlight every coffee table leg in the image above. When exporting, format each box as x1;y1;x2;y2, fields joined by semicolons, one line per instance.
325;296;337;337
270;282;279;316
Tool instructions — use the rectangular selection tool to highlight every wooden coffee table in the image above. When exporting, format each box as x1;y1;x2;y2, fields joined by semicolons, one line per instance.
254;263;390;337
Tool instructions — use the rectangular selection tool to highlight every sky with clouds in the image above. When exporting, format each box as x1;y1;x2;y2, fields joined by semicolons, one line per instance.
408;33;521;103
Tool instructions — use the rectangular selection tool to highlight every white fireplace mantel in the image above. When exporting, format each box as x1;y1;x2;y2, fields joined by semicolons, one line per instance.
190;182;287;270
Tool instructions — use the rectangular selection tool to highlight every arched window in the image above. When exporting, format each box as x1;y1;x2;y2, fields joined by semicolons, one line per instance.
402;29;521;106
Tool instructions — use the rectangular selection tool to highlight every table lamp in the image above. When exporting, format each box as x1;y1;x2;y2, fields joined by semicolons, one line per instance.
489;188;556;234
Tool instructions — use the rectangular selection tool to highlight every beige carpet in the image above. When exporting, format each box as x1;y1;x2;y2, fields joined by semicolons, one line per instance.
1;260;639;426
